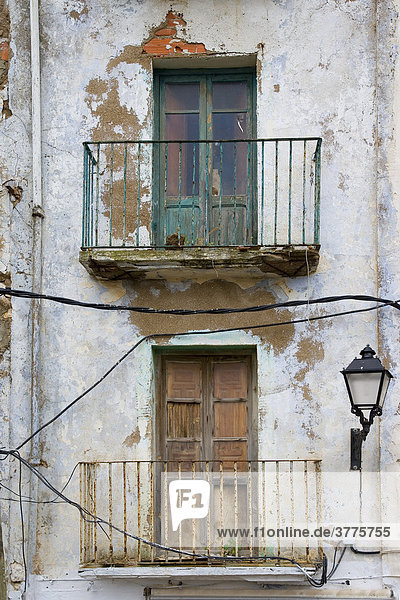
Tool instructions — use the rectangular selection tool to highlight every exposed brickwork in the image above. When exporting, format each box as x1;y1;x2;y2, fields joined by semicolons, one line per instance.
0;41;8;62
154;28;176;37
143;10;208;57
0;0;10;119
143;38;207;56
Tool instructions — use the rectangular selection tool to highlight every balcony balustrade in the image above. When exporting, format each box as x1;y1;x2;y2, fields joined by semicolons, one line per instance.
79;459;322;568
79;138;321;280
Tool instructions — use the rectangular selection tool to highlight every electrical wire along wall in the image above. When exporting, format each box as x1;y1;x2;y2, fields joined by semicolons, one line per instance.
82;138;322;249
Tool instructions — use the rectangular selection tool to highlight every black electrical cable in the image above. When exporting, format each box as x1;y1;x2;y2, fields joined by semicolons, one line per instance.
307;554;327;587
0;461;79;504
15;300;391;452
1;286;400;315
16;335;150;450
0;481;34;501
327;546;346;579
350;546;380;555
327;545;338;578
322;554;328;585
0;450;328;588
0;493;65;504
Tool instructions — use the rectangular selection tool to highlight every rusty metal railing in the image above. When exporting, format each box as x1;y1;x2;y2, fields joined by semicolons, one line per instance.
82;138;321;250
79;459;322;568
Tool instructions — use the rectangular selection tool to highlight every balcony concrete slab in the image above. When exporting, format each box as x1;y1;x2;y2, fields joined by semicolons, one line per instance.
78;565;313;584
79;245;320;281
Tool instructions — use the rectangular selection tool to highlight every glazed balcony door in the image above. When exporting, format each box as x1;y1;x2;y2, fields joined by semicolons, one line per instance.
155;71;256;246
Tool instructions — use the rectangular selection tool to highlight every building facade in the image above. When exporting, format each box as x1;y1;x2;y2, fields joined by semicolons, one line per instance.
0;0;400;598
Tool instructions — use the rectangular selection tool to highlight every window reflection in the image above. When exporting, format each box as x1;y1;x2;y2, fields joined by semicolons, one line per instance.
212;113;248;196
166;112;199;197
212;81;247;110
165;83;200;111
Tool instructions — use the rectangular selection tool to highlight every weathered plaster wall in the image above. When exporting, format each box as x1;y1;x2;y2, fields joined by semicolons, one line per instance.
0;189;11;600
38;0;383;586
376;0;400;596
0;0;39;596
1;0;399;598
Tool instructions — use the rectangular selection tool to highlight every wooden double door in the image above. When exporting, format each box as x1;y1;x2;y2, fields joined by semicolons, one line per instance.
156;353;257;468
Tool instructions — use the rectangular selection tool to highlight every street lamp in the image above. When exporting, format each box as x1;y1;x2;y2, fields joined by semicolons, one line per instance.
341;345;393;470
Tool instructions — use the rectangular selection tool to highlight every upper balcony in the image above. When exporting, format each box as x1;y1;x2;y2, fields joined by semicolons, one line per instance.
79;138;321;281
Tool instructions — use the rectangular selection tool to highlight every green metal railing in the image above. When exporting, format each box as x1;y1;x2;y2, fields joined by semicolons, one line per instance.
82;138;321;249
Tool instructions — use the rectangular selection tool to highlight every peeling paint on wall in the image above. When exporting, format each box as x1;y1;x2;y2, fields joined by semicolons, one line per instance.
123;426;141;447
64;0;89;23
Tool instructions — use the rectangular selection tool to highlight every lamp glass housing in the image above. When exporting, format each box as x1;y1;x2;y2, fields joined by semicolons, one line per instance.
342;345;393;471
379;371;392;408
341;345;393;414
346;372;383;409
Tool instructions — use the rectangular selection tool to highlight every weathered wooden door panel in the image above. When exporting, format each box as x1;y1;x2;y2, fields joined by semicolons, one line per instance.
213;361;248;399
211;359;250;470
167;361;202;398
209;198;248;246
165;361;202;469
214;401;247;437
165;198;202;243
159;355;255;465
213;440;248;469
167;402;201;439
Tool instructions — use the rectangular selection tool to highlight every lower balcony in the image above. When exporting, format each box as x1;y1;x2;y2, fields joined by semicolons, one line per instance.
79;459;323;570
79;138;321;281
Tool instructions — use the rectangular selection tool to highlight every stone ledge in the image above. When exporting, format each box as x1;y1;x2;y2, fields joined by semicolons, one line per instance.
79;245;320;281
78;565;312;584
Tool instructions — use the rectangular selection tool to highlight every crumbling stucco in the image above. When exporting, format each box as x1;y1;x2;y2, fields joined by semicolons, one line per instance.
64;0;88;23
124;279;296;353
123;426;141;447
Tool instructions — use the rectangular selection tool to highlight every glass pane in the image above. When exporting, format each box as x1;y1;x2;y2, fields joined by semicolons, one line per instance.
166;114;199;197
166;113;199;141
213;112;247;140
212;81;247;110
165;83;199;111
378;373;391;408
347;372;382;407
212;113;248;196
